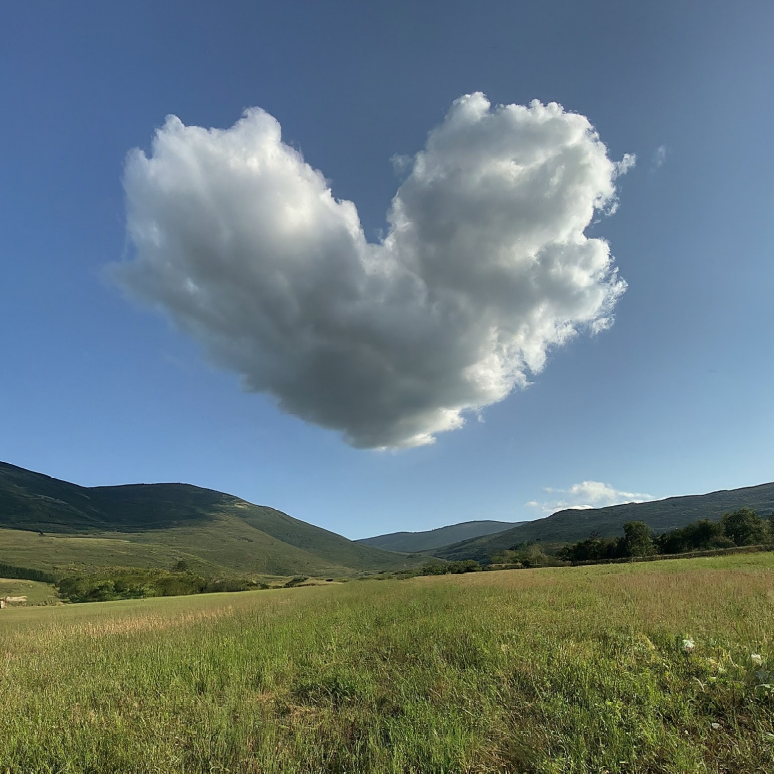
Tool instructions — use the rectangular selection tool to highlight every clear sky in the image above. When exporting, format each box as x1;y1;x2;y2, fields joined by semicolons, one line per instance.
2;0;772;539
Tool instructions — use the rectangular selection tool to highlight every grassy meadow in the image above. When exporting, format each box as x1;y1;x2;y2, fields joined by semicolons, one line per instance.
0;577;58;605
2;554;774;773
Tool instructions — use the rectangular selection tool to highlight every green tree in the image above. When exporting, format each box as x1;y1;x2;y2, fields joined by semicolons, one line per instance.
559;532;619;562
656;519;732;554
721;508;768;546
621;521;654;557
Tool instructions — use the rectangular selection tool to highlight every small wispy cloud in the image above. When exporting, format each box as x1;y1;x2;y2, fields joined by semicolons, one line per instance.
651;145;668;170
527;480;653;515
615;153;637;177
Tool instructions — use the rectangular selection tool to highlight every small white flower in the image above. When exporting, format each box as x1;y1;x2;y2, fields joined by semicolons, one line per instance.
751;654;763;666
682;638;695;653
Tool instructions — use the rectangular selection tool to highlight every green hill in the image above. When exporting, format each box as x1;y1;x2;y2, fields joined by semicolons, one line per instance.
356;520;520;553
433;482;774;562
0;462;420;577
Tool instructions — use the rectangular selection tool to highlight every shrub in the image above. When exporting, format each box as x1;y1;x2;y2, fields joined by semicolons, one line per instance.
721;508;768;546
283;576;308;588
57;568;208;603
622;521;655;557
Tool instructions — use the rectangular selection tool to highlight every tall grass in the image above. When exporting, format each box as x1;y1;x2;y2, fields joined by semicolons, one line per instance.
1;553;773;772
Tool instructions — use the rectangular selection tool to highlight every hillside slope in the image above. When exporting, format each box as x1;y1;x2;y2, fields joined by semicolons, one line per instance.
0;462;419;576
357;520;520;553
434;482;774;562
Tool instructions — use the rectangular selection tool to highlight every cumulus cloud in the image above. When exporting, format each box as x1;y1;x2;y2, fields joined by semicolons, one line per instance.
527;481;653;515
112;94;631;449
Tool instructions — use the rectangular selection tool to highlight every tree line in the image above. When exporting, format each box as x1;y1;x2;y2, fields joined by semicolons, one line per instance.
0;562;56;584
558;508;773;563
56;565;265;603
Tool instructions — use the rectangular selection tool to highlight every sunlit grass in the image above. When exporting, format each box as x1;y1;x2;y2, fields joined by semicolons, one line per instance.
2;553;773;772
0;577;58;605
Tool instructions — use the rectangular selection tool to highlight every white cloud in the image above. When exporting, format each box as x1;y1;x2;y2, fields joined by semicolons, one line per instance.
528;481;653;514
112;94;631;449
615;153;637;177
652;144;668;170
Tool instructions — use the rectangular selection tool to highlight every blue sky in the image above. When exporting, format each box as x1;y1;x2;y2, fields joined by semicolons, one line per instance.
2;0;772;539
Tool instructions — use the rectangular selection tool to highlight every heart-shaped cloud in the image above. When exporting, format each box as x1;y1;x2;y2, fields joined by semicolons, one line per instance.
113;93;631;448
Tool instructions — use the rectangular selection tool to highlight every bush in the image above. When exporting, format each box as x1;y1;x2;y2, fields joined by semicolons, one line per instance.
417;560;482;576
656;519;732;554
558;534;621;562
283;576;308;588
57;568;208;603
721;508;768;546
420;562;448;576
622;521;655;557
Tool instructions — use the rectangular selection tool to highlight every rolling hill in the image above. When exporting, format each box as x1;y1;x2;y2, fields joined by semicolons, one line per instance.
357;520;520;553
0;462;421;577
432;482;774;562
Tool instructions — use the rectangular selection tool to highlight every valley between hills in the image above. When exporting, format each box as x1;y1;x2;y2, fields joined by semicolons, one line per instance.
3;460;774;773
2;459;774;579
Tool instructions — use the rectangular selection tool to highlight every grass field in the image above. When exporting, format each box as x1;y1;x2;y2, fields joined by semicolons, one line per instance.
1;554;773;773
0;577;58;605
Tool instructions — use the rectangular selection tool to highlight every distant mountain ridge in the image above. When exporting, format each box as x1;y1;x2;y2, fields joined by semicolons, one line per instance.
0;462;421;577
357;520;521;553
432;482;774;562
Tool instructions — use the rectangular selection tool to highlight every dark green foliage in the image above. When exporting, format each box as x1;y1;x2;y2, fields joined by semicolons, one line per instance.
563;509;772;565
557;524;655;562
55;567;263;603
622;521;655;556
419;560;481;576
720;508;769;546
448;559;482;574
491;542;567;568
558;534;621;562
57;568;207;602
0;562;55;584
656;519;732;554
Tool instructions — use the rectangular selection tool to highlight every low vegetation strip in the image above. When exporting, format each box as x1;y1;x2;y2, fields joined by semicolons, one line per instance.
492;508;774;569
1;553;773;773
569;543;771;566
0;562;55;584
54;566;264;603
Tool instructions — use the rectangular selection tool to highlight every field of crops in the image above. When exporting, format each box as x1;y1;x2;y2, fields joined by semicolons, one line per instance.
2;554;773;773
